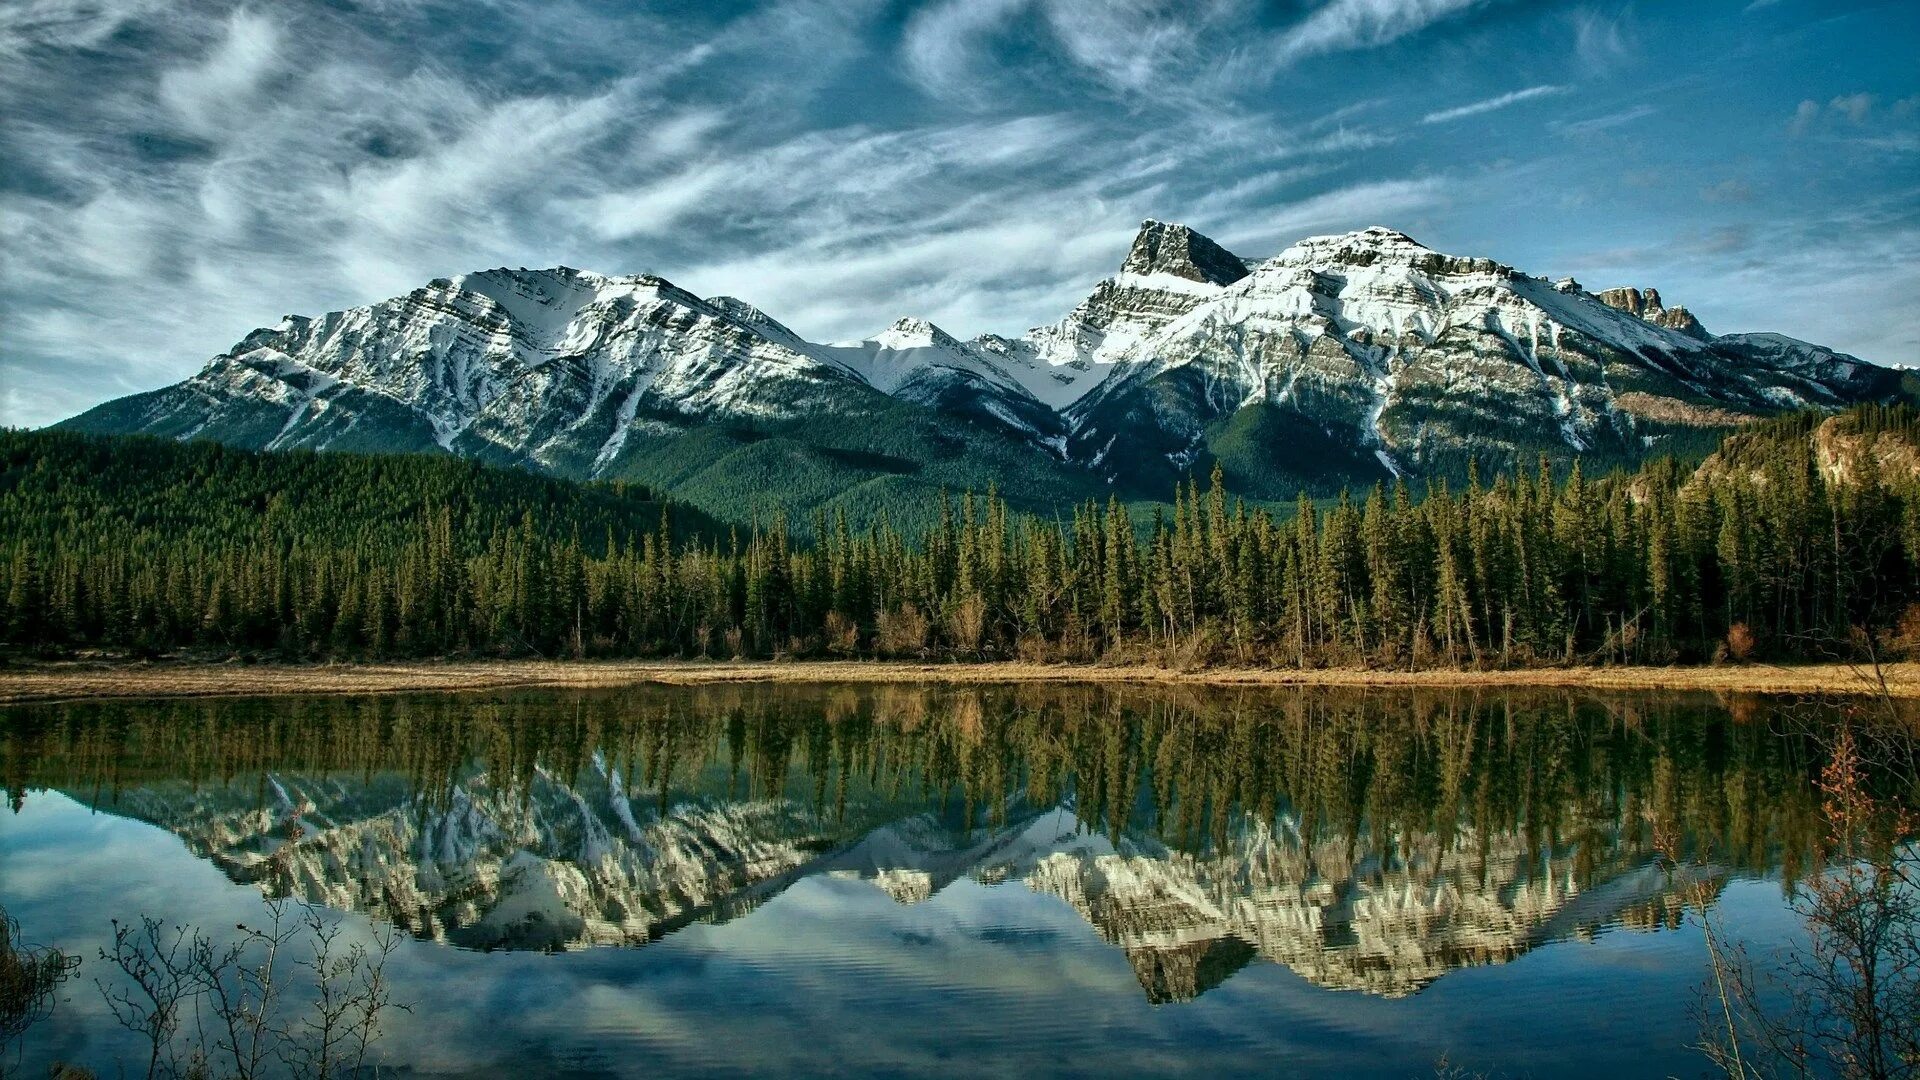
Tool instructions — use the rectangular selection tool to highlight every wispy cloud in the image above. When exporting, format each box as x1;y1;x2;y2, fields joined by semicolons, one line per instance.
1569;194;1920;365
2;0;1914;426
1788;98;1823;136
1271;0;1495;67
155;6;279;138
900;0;1502;108
1553;103;1657;135
1570;7;1637;72
1421;84;1568;124
899;0;1030;104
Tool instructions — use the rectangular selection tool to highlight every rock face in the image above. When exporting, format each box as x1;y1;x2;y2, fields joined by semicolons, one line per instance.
1595;286;1709;340
1119;219;1252;285
1691;409;1920;491
62;222;1902;501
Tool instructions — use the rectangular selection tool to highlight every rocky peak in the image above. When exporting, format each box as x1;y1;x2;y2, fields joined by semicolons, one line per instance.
1271;226;1505;277
1597;286;1710;340
1120;220;1249;286
875;317;961;350
1595;286;1662;317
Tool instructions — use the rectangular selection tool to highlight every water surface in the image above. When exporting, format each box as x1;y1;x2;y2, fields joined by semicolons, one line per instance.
0;684;1856;1077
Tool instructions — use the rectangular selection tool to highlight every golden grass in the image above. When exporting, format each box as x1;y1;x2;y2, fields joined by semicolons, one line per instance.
2;657;1917;704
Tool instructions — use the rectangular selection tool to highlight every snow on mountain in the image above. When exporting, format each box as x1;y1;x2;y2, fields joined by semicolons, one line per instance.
63;266;895;478
995;219;1254;410
62;221;1902;495
812;317;1068;447
1064;224;1899;488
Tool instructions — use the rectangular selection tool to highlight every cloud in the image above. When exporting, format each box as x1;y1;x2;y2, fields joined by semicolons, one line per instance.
0;0;170;59
156;7;279;138
1271;0;1493;67
1830;92;1875;123
1788;99;1822;136
1854;133;1920;154
1420;84;1568;124
1571;197;1920;368
899;0;1030;103
1690;224;1753;255
0;0;748;425
1218;176;1454;254
1787;93;1919;142
900;0;1499;108
1553;103;1657;136
1570;7;1636;72
1040;0;1243;96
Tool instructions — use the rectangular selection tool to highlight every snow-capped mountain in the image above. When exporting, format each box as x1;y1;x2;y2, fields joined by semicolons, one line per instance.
64;268;894;478
62;220;1902;508
1064;225;1897;492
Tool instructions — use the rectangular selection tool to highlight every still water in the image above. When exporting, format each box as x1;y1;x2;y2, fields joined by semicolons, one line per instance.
0;684;1858;1077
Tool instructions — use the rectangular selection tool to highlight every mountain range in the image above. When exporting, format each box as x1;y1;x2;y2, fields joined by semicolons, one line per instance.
62;221;1908;528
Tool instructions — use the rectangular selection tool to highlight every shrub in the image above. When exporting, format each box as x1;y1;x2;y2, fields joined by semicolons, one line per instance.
876;604;929;658
1725;622;1757;662
944;595;987;657
824;611;860;656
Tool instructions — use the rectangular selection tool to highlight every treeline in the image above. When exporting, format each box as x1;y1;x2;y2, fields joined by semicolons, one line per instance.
5;407;1920;666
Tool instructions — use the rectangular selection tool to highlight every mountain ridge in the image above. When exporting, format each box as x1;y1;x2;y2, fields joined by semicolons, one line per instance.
61;221;1908;525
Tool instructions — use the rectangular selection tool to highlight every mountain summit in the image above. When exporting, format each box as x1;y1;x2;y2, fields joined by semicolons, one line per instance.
1120;219;1251;285
62;220;1903;522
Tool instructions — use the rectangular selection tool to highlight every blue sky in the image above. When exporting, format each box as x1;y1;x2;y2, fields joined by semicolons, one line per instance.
1;0;1916;427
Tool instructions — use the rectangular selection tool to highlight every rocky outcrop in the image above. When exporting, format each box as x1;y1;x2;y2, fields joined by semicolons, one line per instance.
1596;286;1710;340
1692;410;1920;491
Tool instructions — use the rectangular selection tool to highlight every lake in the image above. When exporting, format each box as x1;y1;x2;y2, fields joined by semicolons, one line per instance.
0;683;1865;1077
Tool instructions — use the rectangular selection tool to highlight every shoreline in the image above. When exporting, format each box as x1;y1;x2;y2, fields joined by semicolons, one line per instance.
0;657;1915;704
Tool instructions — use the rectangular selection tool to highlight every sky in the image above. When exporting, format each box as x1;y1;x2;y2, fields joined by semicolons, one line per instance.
1;0;1917;428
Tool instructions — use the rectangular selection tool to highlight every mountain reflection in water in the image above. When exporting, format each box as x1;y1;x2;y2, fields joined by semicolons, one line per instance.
2;684;1841;1004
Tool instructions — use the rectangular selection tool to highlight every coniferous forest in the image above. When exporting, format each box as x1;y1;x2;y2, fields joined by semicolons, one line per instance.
6;405;1920;668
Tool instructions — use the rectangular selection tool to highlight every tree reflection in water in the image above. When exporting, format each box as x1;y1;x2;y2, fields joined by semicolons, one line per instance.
3;685;1904;1003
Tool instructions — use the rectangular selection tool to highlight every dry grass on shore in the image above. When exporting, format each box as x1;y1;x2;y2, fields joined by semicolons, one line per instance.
1;657;1917;705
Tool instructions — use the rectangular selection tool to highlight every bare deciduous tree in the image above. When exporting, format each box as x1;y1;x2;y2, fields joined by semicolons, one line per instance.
1681;654;1920;1080
93;897;408;1080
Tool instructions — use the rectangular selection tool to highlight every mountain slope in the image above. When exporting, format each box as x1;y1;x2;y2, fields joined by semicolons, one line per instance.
62;221;1905;520
0;428;720;556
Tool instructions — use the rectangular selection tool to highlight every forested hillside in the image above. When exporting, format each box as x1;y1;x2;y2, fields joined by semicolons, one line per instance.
5;408;1920;665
